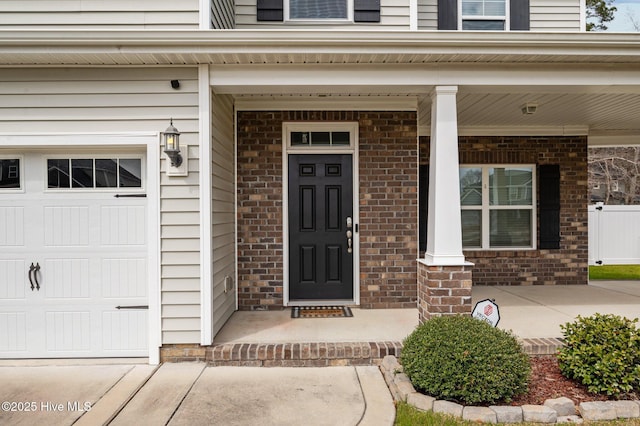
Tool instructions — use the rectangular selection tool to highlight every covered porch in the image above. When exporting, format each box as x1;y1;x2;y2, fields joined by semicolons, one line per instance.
201;30;640;348
182;281;640;365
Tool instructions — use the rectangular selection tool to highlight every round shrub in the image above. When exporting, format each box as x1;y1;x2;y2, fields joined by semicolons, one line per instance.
557;313;640;398
400;315;530;405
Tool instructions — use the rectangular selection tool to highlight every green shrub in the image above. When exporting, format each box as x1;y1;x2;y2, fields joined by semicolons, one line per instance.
400;315;530;405
557;313;640;398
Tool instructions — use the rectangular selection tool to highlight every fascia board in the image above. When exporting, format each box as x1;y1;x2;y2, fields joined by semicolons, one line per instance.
0;30;640;64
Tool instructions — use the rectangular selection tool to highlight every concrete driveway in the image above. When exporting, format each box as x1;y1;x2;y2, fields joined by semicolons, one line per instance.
0;361;394;426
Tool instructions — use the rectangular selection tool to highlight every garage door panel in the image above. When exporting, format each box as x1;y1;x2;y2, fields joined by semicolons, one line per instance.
101;205;146;246
45;311;92;353
0;312;27;352
0;260;27;299
0;206;24;246
43;258;90;299
102;310;148;352
102;258;147;298
44;206;90;247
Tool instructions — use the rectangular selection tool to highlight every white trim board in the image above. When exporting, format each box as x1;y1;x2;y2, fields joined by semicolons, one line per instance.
199;65;214;346
0;132;161;365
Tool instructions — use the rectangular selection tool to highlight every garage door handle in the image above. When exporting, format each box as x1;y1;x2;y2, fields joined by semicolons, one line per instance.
115;305;149;310
28;263;36;291
34;263;41;291
114;194;147;198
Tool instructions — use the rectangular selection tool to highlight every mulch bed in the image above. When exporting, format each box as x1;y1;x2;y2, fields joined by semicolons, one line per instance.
509;355;610;406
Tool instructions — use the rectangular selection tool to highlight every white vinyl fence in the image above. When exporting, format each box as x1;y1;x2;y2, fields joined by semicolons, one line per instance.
588;204;640;265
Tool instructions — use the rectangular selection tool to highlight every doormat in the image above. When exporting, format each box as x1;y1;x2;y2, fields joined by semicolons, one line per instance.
291;306;353;318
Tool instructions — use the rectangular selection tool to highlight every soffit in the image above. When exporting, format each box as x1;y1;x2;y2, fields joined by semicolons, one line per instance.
1;30;640;66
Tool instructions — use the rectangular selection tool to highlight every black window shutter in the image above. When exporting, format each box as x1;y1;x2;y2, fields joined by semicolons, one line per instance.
257;0;283;21
539;165;560;249
419;165;429;251
510;0;530;30
354;0;381;22
438;0;457;30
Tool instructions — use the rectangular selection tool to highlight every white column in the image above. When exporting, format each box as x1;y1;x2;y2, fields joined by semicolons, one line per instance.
424;86;466;265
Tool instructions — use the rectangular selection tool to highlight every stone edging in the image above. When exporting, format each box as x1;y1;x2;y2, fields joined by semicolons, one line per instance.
380;355;640;424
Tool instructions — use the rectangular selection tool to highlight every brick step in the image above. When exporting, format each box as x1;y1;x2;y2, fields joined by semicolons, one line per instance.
205;341;403;367
520;338;564;355
161;338;564;364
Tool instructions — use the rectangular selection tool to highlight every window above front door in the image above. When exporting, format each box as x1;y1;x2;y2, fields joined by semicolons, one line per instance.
438;0;529;31
288;0;350;21
257;0;380;23
460;0;507;30
284;123;358;152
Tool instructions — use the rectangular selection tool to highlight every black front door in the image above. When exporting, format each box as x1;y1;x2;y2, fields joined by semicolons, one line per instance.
288;154;354;300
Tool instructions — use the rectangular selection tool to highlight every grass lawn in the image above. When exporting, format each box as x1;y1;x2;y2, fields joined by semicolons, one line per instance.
395;402;640;425
589;264;640;280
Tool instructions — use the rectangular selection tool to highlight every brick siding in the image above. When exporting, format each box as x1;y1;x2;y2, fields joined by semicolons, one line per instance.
417;263;473;322
420;135;589;286
237;111;418;310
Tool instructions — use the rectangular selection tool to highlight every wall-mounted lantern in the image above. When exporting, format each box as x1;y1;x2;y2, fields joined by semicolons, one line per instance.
163;118;188;176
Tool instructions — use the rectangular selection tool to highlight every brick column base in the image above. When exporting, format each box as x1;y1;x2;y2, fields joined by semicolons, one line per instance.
417;260;473;323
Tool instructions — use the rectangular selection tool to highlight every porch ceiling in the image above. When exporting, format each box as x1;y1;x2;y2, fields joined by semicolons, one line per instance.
428;87;640;142
233;86;640;144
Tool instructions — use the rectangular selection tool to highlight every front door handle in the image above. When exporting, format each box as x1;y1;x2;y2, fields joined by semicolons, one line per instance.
34;263;41;291
28;263;36;291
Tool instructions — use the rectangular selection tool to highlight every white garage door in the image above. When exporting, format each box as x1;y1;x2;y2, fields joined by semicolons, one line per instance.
0;152;148;358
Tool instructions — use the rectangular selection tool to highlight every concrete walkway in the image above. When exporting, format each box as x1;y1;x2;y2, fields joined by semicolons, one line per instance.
0;281;637;425
473;280;640;338
0;362;394;426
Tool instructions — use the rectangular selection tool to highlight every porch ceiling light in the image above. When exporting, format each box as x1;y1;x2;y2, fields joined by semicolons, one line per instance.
163;118;182;167
521;103;538;115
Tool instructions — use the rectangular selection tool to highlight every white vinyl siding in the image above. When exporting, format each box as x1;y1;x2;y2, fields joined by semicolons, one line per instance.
212;0;236;29
530;0;581;31
418;0;438;30
236;0;410;29
0;67;202;345
418;0;581;31
0;0;199;29
211;94;237;337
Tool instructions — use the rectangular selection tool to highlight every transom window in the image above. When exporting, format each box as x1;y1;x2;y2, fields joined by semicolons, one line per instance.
0;158;21;190
460;165;535;249
285;123;357;151
461;0;507;30
291;131;350;146
287;0;349;20
47;157;142;189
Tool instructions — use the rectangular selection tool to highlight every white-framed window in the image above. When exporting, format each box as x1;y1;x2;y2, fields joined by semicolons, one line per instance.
460;165;535;249
284;122;358;151
46;156;144;190
460;0;508;30
286;0;352;21
0;157;22;191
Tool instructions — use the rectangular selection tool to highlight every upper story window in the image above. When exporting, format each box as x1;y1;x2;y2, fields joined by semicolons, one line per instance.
257;0;379;23
288;0;349;20
438;0;529;31
461;0;507;30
